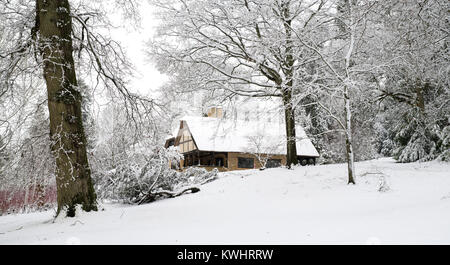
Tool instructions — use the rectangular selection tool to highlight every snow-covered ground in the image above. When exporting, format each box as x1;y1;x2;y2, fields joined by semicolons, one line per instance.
1;158;449;245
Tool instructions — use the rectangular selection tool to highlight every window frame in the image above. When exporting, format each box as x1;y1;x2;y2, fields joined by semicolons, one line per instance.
237;157;254;169
266;159;282;168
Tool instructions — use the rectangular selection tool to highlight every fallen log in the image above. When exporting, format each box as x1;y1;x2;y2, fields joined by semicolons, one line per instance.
152;186;200;198
137;186;200;205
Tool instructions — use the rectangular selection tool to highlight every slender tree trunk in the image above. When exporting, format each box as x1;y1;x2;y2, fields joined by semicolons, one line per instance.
343;1;356;185
344;86;355;184
36;0;97;217
23;183;29;211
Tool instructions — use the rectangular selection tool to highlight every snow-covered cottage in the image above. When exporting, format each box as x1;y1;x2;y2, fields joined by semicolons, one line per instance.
165;107;320;171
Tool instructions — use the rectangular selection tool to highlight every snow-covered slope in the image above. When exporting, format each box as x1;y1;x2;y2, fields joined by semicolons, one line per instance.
1;158;449;244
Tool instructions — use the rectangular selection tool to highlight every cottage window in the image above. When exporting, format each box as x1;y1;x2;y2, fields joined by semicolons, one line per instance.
238;157;254;169
266;159;282;168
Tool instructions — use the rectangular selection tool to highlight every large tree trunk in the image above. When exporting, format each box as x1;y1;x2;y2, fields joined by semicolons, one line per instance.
36;0;97;217
282;91;299;168
281;3;298;168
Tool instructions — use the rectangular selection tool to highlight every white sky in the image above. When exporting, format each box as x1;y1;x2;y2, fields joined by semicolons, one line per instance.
85;2;169;127
109;1;168;97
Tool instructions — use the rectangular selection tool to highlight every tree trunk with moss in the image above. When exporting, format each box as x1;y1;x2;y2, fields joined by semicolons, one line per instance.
36;0;97;217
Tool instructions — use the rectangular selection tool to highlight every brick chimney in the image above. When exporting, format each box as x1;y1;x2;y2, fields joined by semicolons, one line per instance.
207;106;223;118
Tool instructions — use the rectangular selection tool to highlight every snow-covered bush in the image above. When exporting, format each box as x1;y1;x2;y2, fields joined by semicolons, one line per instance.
374;76;449;164
372;1;449;163
92;143;218;204
437;126;450;162
382;107;449;163
377;176;391;193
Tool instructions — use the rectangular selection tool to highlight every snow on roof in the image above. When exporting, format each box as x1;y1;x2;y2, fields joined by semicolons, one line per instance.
165;135;175;141
165;121;183;141
179;116;320;157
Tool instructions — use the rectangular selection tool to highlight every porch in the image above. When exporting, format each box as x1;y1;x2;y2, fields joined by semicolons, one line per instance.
181;150;229;171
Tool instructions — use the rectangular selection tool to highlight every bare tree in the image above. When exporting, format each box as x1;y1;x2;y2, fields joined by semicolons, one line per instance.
289;0;381;184
246;133;283;170
149;0;332;167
